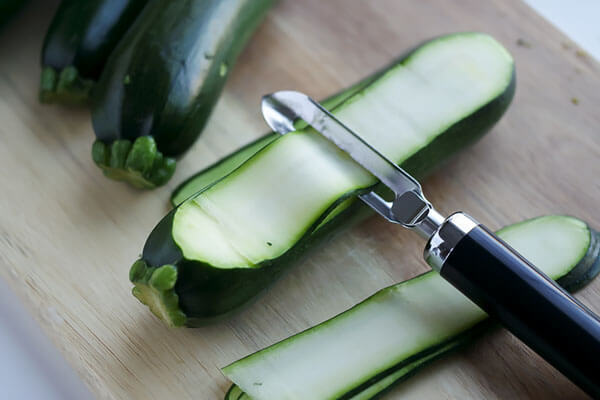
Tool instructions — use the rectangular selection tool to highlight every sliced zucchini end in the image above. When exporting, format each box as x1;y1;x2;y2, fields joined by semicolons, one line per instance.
560;226;600;292
39;66;94;105
92;136;176;189
129;259;187;327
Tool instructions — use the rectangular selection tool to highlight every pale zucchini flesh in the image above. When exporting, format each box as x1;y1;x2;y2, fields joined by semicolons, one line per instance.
174;33;514;269
223;216;598;400
171;135;278;206
169;77;380;207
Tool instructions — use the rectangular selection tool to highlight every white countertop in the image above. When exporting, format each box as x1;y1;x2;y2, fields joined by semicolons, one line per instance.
523;0;600;60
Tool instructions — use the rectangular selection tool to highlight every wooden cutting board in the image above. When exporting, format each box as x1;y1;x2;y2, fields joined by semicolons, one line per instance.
1;0;599;398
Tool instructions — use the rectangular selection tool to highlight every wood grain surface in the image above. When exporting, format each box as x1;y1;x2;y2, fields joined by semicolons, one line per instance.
1;0;599;399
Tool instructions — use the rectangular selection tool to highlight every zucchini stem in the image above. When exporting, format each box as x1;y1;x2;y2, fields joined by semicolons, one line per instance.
39;66;95;105
129;260;187;327
92;136;176;189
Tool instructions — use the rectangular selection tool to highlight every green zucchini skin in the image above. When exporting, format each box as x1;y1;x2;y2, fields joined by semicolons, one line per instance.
91;0;274;189
40;0;148;104
223;217;600;400
130;34;516;327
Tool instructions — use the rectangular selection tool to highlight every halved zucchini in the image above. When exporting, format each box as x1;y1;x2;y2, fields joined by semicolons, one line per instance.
130;32;516;326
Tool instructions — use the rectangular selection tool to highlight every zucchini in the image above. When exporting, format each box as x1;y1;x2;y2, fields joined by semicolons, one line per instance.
40;0;148;104
91;0;275;189
223;216;600;400
129;32;516;326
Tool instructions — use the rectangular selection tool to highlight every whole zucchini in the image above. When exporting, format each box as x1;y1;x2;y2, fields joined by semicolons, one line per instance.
91;0;275;189
129;33;516;326
40;0;148;104
223;216;600;399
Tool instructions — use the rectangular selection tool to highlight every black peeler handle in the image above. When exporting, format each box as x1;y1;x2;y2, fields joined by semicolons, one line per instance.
426;213;600;398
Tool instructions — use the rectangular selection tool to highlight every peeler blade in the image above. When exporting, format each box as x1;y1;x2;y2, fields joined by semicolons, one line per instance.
261;90;433;227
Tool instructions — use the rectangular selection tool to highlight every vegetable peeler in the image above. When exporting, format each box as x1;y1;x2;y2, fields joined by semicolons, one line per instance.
261;90;600;398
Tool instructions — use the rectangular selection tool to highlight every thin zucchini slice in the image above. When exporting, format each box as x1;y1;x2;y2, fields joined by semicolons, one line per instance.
130;32;516;326
223;216;600;400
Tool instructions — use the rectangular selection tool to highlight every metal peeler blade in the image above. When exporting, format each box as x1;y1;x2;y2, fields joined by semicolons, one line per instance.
261;90;442;236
